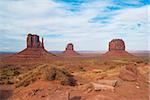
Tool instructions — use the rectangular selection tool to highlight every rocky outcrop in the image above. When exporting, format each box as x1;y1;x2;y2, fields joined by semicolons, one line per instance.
27;34;44;48
119;66;138;81
103;39;134;57
62;43;80;57
109;39;125;51
3;33;55;63
91;82;115;92
96;80;118;87
66;43;74;51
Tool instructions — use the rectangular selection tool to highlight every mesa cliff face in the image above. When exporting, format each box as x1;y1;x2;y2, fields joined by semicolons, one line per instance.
27;34;44;48
103;39;134;57
62;43;80;57
109;39;125;51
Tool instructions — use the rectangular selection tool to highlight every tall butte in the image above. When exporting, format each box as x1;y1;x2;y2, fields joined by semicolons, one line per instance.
103;39;134;57
26;34;44;48
62;43;80;57
5;33;55;62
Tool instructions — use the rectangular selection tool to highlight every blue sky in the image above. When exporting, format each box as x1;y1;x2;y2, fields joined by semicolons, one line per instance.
0;0;149;51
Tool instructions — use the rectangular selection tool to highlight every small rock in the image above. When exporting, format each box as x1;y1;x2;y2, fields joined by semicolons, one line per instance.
136;86;140;89
91;82;115;92
147;81;150;85
135;82;139;86
97;80;118;87
41;95;47;98
87;88;92;93
29;88;44;96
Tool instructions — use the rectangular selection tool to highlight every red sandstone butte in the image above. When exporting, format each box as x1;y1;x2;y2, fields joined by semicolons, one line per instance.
103;39;134;57
62;43;80;57
27;34;44;48
5;33;55;62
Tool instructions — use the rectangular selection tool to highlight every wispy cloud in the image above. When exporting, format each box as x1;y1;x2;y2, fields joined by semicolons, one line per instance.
0;0;149;51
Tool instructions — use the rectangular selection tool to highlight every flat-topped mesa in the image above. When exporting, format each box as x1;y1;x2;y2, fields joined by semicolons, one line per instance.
109;39;125;51
27;34;44;48
62;43;80;56
103;39;134;58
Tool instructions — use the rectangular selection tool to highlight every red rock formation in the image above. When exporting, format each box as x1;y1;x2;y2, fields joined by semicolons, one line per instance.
27;34;32;48
66;43;74;51
103;39;134;57
4;33;55;63
119;65;138;81
27;34;44;48
62;43;80;57
119;69;137;81
109;39;125;51
41;37;44;48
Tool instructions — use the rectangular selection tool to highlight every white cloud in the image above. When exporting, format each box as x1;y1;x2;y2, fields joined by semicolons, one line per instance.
0;0;149;51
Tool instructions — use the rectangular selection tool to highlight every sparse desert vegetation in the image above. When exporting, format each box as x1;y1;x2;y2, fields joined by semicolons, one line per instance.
0;53;149;100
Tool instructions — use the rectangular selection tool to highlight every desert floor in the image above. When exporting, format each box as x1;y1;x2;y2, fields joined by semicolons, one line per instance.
0;52;149;100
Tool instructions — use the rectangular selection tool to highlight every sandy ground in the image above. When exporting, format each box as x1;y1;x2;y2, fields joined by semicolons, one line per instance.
0;52;149;100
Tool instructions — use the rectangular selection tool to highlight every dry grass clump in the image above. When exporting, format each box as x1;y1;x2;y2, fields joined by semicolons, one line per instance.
15;64;76;87
43;67;76;86
15;64;48;87
78;66;86;72
0;67;22;85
